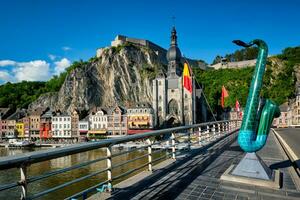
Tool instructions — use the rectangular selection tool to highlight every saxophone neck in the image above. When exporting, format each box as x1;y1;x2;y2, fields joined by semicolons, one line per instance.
233;39;268;54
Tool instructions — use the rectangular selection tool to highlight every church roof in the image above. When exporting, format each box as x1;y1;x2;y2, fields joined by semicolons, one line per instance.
166;27;182;62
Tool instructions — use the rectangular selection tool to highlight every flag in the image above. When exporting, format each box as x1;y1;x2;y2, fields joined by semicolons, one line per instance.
183;63;192;93
221;85;229;108
235;99;240;112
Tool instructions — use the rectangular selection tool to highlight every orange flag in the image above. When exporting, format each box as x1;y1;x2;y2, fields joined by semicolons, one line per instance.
221;85;229;108
183;63;192;93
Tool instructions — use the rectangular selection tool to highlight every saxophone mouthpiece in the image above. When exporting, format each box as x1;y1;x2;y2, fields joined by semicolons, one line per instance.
232;40;252;47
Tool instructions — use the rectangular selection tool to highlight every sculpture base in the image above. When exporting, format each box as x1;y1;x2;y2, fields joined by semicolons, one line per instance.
221;153;281;189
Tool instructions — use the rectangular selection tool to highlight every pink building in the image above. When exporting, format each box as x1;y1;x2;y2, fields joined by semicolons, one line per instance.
273;103;288;128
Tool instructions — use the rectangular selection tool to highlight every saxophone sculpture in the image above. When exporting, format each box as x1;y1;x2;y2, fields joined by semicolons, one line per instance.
233;39;280;153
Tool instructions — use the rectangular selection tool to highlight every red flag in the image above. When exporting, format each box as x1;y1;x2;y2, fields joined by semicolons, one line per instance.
221;85;229;108
235;99;240;112
183;63;192;93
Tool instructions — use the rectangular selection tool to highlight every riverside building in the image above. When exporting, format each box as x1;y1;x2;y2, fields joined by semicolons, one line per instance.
51;112;72;140
107;106;127;136
88;108;108;138
127;103;154;129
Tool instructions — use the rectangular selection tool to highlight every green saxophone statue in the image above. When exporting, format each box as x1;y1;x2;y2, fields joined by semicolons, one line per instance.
233;39;280;153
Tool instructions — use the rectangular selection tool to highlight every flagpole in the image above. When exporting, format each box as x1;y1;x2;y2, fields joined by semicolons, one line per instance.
182;55;217;122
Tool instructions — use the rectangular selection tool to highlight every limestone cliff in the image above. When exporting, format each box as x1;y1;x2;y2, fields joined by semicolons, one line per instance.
29;44;167;113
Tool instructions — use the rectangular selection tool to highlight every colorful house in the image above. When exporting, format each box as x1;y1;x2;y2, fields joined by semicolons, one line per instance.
16;122;25;138
127;103;154;130
107;106;127;136
40;109;53;139
88;108;108;138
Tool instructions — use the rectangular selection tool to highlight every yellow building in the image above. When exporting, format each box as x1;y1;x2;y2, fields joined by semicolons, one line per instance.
16;122;25;138
127;103;154;129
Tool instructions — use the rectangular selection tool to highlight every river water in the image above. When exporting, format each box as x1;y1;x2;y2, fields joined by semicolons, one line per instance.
0;146;165;199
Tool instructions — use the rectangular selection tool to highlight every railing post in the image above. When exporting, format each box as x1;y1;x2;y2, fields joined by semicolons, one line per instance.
198;127;202;145
206;125;210;142
106;145;112;192
188;128;192;150
212;124;216;140
171;133;176;159
20;164;27;200
147;138;152;172
218;123;221;137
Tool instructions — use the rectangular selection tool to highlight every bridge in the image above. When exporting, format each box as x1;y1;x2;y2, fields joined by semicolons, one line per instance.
0;121;299;200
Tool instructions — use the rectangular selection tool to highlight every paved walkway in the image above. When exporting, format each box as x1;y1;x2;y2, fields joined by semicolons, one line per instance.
92;131;300;200
274;128;300;159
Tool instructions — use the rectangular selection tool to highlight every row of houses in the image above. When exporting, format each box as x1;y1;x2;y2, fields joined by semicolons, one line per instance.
273;97;300;128
0;103;154;141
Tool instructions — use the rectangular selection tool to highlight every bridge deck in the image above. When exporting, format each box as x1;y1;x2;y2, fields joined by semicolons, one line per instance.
90;131;300;200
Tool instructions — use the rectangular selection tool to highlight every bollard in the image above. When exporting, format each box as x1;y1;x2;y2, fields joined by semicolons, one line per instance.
146;138;152;172
106;145;112;192
20;164;27;200
171;133;176;159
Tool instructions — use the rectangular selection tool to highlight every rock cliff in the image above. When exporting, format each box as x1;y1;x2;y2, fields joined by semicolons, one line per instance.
29;44;168;113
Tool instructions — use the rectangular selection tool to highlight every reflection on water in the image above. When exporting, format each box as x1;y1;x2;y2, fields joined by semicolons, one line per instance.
0;146;165;199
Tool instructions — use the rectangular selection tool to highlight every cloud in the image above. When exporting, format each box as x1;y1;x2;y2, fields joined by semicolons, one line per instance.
0;57;72;84
54;58;71;75
0;60;16;66
0;60;51;83
0;70;14;82
62;46;72;51
48;54;57;61
14;60;51;82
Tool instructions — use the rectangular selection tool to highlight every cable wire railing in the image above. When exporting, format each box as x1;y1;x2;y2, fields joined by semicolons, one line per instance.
0;120;241;200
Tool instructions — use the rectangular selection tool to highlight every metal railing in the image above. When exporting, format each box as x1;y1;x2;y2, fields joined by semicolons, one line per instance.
0;120;241;200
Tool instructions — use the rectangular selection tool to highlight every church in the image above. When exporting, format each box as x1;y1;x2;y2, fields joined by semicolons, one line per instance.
152;27;207;128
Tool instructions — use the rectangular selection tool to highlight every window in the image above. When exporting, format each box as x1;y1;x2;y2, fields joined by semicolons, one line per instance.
159;81;161;86
158;106;162;112
159;96;162;100
185;94;188;98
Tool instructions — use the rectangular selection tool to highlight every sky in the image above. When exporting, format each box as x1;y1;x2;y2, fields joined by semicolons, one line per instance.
0;0;299;84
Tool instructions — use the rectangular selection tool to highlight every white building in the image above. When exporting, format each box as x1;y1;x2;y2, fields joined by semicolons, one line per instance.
88;108;108;137
51;113;72;138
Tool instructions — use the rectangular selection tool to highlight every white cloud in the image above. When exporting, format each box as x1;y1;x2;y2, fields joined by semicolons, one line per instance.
14;60;51;82
0;60;16;67
0;57;72;84
48;54;57;61
54;58;71;75
62;46;72;51
0;70;14;82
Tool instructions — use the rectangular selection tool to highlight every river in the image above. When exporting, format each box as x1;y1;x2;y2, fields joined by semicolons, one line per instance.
0;146;165;199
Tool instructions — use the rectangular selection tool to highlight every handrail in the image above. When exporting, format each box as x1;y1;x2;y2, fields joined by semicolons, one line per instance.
0;120;235;170
0;120;241;200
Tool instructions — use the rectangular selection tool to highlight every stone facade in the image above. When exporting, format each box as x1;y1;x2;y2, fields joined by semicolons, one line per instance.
273;103;288;128
210;59;256;70
152;27;206;127
107;106;127;135
287;85;300;126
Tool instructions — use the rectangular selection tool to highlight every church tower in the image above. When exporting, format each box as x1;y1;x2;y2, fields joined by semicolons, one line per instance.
152;26;203;128
166;27;182;77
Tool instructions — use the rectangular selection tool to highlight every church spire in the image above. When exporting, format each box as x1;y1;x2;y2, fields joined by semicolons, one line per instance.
171;26;177;46
166;26;182;77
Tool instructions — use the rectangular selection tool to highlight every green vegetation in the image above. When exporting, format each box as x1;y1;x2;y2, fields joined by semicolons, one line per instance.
195;46;300;112
212;47;258;64
0;60;88;110
0;81;47;109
